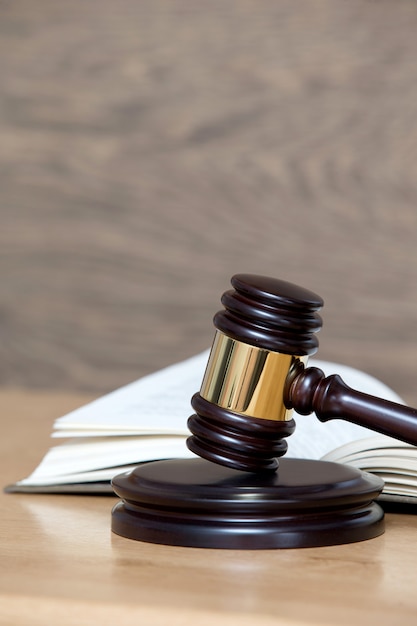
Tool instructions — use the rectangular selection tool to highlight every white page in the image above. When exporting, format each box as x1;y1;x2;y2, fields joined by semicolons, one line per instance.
53;351;211;435
18;437;195;485
52;350;404;461
17;353;405;487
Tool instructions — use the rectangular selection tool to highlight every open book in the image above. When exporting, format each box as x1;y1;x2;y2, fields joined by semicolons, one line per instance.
7;351;417;504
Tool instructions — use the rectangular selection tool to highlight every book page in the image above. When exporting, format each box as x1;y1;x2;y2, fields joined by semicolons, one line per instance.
54;351;404;459
15;352;406;488
53;351;211;436
17;437;195;486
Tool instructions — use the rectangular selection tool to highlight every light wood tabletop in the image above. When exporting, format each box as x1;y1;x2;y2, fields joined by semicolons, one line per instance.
1;389;417;626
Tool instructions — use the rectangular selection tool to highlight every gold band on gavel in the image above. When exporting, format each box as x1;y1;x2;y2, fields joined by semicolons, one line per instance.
200;331;308;422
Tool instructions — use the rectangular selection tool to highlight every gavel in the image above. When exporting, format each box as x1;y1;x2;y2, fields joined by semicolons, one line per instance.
112;274;417;549
187;273;417;473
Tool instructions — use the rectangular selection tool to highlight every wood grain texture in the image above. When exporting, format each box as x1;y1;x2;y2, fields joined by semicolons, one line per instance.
1;1;417;404
1;390;417;626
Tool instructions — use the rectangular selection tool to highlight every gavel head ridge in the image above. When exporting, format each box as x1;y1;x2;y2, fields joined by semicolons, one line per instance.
186;273;324;472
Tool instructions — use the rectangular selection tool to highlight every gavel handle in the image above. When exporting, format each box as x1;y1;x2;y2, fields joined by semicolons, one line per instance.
287;367;417;446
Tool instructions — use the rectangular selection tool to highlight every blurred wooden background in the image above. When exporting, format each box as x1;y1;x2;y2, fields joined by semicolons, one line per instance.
1;0;417;405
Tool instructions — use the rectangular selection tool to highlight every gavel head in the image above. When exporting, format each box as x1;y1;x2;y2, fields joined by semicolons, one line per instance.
187;274;323;472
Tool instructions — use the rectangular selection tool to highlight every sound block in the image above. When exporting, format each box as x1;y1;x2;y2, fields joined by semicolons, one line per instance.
111;457;384;549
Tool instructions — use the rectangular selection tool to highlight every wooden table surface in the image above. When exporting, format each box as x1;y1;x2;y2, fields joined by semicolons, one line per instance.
1;389;417;626
1;1;417;406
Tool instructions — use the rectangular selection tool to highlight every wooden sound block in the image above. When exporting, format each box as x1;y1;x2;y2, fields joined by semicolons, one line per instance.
111;457;385;549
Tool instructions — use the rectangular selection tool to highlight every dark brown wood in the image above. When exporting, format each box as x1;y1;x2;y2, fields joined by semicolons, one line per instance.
215;274;323;355
111;457;384;549
288;367;417;447
187;274;322;471
112;273;389;549
187;274;417;472
187;392;295;472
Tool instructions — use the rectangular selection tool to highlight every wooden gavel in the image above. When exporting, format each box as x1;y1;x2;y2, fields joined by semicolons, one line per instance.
113;273;407;548
187;273;417;472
